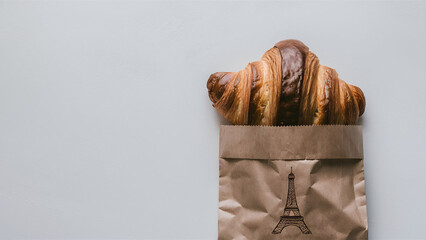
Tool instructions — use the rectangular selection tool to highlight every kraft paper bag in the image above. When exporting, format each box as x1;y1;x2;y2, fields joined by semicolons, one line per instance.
219;125;368;240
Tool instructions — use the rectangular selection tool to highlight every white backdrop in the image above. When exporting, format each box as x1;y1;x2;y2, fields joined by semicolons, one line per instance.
1;1;426;239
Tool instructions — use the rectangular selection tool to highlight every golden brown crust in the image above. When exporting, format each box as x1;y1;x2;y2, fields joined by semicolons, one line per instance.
207;64;252;125
207;40;366;125
248;47;282;125
349;84;366;117
298;51;366;125
299;52;320;125
339;78;359;124
313;65;331;124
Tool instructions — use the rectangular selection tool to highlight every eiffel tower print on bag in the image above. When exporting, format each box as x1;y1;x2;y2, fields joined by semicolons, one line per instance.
272;167;311;235
218;125;368;240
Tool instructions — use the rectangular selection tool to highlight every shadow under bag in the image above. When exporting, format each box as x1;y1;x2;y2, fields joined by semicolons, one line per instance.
218;125;368;240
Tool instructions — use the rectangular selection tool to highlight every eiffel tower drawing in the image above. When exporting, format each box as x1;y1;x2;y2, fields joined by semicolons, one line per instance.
272;167;312;235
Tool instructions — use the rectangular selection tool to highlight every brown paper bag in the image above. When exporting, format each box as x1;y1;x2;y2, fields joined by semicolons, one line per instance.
219;125;368;240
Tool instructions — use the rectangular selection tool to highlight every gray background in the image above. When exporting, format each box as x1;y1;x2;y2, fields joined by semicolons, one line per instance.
1;1;425;239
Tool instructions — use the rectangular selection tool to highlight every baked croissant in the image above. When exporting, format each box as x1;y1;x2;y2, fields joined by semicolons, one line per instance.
207;39;365;126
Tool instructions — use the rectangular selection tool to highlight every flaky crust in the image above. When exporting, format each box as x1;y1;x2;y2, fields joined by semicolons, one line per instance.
207;64;252;125
248;47;282;125
207;40;365;125
274;40;309;125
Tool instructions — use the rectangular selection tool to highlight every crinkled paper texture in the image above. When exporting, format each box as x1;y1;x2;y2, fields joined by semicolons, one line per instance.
219;125;368;240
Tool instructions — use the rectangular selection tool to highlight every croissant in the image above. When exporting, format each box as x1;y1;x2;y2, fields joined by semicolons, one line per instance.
207;39;365;126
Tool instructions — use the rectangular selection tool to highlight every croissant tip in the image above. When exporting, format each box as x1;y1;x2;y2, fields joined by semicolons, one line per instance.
350;85;366;117
207;73;219;103
207;72;233;105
